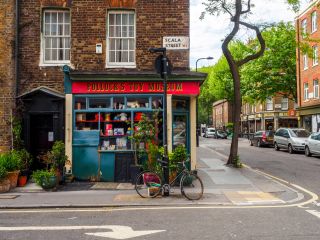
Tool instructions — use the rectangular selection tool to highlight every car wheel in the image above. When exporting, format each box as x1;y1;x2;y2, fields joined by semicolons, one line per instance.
274;142;279;151
305;146;312;157
257;140;261;148
288;144;294;154
250;140;253;146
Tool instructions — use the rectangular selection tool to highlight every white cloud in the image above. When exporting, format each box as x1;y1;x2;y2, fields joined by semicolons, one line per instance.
190;0;305;69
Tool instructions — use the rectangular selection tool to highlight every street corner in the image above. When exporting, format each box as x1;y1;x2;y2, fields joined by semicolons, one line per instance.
224;191;285;206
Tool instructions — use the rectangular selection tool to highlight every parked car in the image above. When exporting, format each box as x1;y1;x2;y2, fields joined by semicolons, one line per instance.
204;128;216;138
250;130;274;147
215;130;227;139
274;128;310;154
305;132;320;157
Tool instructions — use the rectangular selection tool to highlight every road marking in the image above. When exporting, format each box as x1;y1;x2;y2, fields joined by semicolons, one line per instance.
306;210;320;219
0;225;165;240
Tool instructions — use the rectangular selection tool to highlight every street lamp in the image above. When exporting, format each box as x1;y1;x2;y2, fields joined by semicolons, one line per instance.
195;57;214;147
149;47;170;196
196;56;214;72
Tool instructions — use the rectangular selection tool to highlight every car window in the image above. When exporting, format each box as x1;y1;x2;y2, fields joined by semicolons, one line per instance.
289;129;310;138
316;133;320;141
266;131;274;137
275;129;283;136
311;133;316;140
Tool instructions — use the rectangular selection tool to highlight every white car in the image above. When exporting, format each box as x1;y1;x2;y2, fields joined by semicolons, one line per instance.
274;128;310;154
205;128;216;138
305;132;320;156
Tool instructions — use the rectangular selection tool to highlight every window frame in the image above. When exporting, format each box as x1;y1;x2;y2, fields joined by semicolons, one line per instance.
311;11;317;33
266;97;273;111
302;18;307;38
314;79;319;99
303;54;308;70
106;10;136;68
281;97;289;110
313;45;318;66
40;9;71;66
304;82;309;100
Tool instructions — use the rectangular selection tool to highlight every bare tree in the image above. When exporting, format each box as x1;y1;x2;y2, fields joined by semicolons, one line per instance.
202;0;265;165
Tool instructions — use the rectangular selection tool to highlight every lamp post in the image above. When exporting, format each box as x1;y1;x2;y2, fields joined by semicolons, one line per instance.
195;57;213;147
149;47;170;196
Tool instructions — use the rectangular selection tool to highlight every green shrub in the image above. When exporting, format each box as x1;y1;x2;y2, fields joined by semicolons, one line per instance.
32;169;56;186
47;141;67;171
0;165;7;181
0;151;22;172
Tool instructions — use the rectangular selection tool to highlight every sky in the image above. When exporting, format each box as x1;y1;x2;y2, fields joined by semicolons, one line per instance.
189;0;310;69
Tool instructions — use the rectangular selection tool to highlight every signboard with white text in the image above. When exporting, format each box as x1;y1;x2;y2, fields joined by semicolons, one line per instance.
163;36;189;50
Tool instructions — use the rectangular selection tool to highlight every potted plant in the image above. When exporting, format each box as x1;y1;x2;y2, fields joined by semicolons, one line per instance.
0;150;22;189
0;165;10;193
169;145;187;182
16;149;32;187
32;168;57;190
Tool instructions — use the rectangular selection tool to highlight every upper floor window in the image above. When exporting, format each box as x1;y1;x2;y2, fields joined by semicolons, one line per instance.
302;19;307;38
313;45;318;66
314;79;319;98
107;11;136;68
312;11;317;33
281;97;288;110
41;10;70;65
304;83;309;100
303;54;308;70
266;97;273;111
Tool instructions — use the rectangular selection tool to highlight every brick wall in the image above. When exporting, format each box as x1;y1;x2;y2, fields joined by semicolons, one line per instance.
18;0;189;95
0;0;16;152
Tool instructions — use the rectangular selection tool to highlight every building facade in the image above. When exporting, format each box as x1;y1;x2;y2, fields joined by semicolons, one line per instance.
0;0;206;182
241;95;298;134
296;0;320;132
212;99;233;130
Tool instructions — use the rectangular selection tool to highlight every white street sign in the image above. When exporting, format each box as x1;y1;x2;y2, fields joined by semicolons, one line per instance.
163;36;189;50
0;225;165;239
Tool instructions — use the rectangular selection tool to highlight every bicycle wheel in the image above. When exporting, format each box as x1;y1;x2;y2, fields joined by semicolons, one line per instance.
180;172;203;200
135;171;162;198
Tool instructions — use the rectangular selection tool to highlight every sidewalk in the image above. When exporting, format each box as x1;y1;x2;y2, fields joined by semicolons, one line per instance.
0;145;302;209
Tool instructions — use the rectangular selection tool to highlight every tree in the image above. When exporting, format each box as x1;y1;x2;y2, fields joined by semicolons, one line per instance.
202;0;265;166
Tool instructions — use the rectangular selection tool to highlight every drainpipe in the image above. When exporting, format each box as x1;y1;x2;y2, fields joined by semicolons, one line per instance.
296;18;302;127
15;0;19;96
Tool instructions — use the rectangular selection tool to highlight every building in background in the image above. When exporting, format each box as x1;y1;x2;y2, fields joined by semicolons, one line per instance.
0;0;206;182
296;0;320;132
212;99;233;130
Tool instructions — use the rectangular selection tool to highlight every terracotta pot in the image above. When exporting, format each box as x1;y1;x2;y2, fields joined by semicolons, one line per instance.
17;175;27;187
7;170;20;189
0;179;11;193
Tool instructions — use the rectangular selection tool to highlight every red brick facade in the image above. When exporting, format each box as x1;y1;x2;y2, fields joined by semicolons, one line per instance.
212;100;233;130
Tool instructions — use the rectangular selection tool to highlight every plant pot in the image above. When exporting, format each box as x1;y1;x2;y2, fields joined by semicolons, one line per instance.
7;170;20;189
0;179;11;193
17;175;27;187
40;176;57;190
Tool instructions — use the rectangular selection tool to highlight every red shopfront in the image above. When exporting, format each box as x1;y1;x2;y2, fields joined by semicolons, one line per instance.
64;69;205;182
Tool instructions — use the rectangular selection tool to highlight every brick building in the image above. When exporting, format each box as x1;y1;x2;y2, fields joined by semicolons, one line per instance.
296;0;320;132
212;99;233;130
1;0;206;181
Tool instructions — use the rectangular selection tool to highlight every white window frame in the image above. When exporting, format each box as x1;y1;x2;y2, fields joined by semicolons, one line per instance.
312;11;317;33
314;79;319;98
281;97;289;110
266;97;273;111
302;19;307;38
313;46;318;66
303;54;308;70
40;10;71;66
106;11;136;68
304;83;309;100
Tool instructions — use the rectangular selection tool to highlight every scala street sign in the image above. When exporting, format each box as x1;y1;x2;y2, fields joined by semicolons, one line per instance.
163;36;189;50
0;225;165;239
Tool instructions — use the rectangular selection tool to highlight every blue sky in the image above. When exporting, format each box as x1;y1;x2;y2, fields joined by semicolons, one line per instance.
189;0;310;69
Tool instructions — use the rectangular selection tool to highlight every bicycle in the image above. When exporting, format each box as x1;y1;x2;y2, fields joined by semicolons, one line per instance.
135;158;204;200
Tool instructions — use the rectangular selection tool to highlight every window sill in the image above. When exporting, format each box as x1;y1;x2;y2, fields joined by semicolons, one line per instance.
312;63;319;67
106;64;136;69
39;62;71;67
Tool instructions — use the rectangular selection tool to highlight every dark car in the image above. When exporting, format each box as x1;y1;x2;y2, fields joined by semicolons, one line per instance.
215;130;227;139
250;130;274;147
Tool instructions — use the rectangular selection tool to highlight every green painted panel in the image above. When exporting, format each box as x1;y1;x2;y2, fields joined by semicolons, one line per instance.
73;146;99;180
100;152;115;182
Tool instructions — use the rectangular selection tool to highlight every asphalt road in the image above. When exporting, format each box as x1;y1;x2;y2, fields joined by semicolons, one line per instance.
200;136;320;197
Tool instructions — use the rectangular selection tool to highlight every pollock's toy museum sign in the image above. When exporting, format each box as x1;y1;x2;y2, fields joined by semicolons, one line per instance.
72;81;199;95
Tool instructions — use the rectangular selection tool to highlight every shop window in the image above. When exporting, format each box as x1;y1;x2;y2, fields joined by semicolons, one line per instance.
281;97;288;110
107;11;136;68
152;96;163;109
88;98;111;109
314;80;319;98
127;96;149;108
304;83;309;100
302;19;307;38
74;97;86;110
313;46;318;66
75;112;99;130
312;11;317;33
113;97;125;109
172;99;188;110
266;97;273;111
41;10;70;65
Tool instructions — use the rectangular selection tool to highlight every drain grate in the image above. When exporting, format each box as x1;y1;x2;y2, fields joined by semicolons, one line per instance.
207;169;226;172
0;195;19;199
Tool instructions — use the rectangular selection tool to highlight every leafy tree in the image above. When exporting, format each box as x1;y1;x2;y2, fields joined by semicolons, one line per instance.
201;0;265;166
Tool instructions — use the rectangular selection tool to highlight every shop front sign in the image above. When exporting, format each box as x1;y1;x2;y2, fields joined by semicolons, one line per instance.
72;81;199;95
288;109;296;117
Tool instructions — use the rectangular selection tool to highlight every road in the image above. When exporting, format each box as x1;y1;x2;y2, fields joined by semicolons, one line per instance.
201;136;320;197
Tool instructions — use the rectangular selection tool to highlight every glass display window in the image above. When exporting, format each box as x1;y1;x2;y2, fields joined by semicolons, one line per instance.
88;98;111;109
127;96;150;109
113;97;125;109
75;112;100;130
74;97;86;110
152;96;163;109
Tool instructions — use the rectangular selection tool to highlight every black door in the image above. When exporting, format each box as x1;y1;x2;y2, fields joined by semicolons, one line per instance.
30;114;54;169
